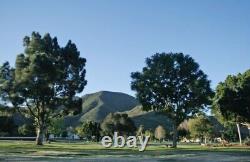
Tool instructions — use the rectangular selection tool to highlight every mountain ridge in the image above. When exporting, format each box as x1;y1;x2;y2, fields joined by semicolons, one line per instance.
64;91;139;126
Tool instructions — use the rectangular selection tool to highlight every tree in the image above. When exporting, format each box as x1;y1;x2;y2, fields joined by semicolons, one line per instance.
0;62;17;107
154;125;166;142
211;107;239;142
131;53;213;147
75;121;101;141
0;32;87;145
48;117;65;137
188;115;213;144
221;122;238;142
213;70;250;145
101;113;136;136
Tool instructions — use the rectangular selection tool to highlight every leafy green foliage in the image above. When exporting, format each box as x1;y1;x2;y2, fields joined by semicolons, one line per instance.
131;53;213;147
221;122;238;142
0;32;87;144
75;121;101;141
188;115;213;142
48;118;65;137
0;62;18;107
101;113;136;136
213;69;250;122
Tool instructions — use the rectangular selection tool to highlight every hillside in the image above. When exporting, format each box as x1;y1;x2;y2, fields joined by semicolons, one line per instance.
64;91;175;130
65;91;245;135
64;91;139;126
124;106;173;130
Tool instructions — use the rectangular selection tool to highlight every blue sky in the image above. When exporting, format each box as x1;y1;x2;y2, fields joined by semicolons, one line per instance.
0;0;250;96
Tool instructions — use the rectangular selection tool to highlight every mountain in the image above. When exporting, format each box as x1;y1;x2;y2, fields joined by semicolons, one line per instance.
65;91;248;136
64;90;173;130
64;91;139;126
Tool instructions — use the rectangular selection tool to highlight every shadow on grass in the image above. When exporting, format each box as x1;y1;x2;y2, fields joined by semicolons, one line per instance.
0;140;249;160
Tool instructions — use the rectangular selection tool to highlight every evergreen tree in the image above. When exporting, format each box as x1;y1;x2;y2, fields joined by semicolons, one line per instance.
0;32;87;145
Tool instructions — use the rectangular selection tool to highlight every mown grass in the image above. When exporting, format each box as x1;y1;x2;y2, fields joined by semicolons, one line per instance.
0;140;249;160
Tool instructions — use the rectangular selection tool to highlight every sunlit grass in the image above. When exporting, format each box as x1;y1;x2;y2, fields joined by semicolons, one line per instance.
0;140;249;160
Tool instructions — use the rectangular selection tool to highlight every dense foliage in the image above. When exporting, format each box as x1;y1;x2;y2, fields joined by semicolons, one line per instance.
131;53;213;147
188;115;213;144
101;113;136;136
213;69;250;122
213;69;250;145
75;121;101;141
0;32;87;145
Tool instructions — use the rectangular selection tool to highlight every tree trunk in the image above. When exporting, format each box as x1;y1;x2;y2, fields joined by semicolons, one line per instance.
172;123;177;148
36;127;45;145
236;123;242;145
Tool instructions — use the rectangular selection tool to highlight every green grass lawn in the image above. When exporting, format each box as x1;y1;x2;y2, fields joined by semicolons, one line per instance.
0;140;249;161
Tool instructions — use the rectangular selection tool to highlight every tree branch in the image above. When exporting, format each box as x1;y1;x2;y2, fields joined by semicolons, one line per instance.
25;100;38;119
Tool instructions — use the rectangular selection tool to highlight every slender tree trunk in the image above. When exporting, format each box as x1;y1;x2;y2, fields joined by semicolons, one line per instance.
236;123;242;145
172;123;178;148
36;126;45;145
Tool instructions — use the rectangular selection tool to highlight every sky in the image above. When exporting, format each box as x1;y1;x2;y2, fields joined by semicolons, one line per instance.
0;0;250;96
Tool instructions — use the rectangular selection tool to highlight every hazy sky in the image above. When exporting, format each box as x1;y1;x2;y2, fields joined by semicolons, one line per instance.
0;0;249;96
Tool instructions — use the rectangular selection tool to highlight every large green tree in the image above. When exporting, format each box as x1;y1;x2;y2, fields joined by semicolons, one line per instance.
131;53;213;147
188;115;213;144
0;32;87;145
75;121;101;141
213;69;250;145
101;113;136;136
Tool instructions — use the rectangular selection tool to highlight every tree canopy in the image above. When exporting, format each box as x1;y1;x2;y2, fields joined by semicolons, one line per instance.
131;53;213;147
213;69;250;145
213;70;250;122
188;115;213;144
75;121;101;141
101;113;136;136
0;32;87;145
